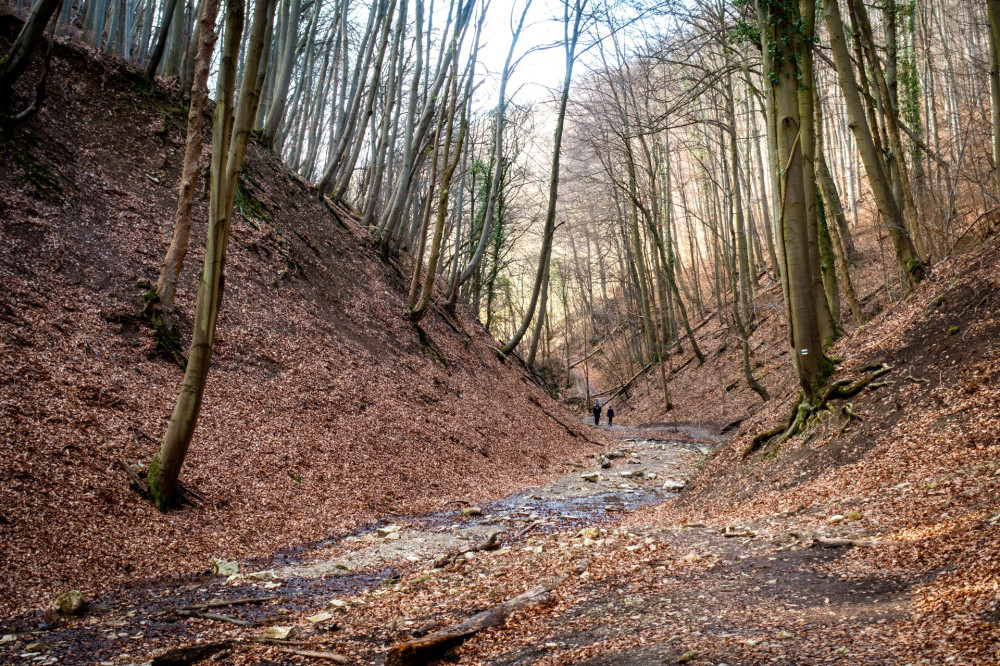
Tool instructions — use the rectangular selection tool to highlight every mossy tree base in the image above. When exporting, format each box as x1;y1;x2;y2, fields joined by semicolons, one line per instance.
743;363;892;460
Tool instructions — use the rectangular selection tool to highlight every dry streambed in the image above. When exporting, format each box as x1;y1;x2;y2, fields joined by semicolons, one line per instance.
0;436;706;665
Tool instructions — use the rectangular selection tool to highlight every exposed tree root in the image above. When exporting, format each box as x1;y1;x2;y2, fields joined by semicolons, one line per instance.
744;363;892;460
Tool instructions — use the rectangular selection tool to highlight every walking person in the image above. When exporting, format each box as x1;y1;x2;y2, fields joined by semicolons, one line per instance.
606;406;615;427
592;400;602;426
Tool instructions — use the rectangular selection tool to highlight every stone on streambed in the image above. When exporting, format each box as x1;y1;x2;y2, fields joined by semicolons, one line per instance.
662;479;686;491
376;525;401;537
54;590;87;616
263;626;293;640
580;471;602;482
461;507;483;517
211;559;239;576
599;456;612;469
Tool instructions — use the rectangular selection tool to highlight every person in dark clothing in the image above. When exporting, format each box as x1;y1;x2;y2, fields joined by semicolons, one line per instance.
606;406;615;427
592;401;602;425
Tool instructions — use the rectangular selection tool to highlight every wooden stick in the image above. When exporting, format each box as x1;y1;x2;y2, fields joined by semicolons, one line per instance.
118;457;150;495
513;520;539;540
385;577;566;666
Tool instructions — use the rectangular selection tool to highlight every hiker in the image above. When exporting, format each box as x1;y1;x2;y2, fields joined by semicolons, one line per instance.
606;406;615;427
592;401;602;425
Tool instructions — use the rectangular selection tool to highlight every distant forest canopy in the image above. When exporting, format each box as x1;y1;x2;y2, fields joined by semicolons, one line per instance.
3;0;999;501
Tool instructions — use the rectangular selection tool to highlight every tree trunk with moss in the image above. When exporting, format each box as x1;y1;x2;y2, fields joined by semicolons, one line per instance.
148;0;276;511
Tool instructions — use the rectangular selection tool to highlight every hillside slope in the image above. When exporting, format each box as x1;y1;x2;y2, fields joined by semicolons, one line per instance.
0;23;601;618
613;225;1000;659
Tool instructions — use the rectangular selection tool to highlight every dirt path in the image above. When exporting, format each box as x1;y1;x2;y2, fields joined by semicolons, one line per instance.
0;428;920;665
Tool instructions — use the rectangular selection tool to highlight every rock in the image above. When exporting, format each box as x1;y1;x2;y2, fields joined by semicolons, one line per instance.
246;570;278;581
211;559;239;577
677;650;698;663
572;558;590;575
263;626;293;640
580;527;601;540
432;554;450;568
619;469;641;479
307;612;334;624
54;590;87;616
599;456;612;469
681;551;701;563
846;511;863;522
461;507;483;517
580;472;602;482
0;635;15;644
385;532;401;540
262;581;281;589
776;630;794;639
330;600;349;610
627;456;642;464
607;450;625;459
376;525;401;537
827;514;845;524
646;472;657;480
582;538;597;547
662;479;686;491
24;643;42;653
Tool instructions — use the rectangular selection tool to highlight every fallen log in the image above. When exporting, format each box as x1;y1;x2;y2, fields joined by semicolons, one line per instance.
385;577;566;666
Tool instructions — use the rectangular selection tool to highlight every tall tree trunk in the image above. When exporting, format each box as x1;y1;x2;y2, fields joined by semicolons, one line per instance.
148;0;276;511
988;1;1000;204
144;0;179;84
823;0;924;289
150;0;221;326
764;0;830;400
0;0;63;103
260;0;301;145
500;0;585;358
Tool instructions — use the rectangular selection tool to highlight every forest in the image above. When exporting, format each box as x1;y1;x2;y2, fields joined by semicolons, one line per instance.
1;0;1000;663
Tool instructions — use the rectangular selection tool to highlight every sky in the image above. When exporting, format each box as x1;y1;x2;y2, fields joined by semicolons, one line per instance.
474;0;572;107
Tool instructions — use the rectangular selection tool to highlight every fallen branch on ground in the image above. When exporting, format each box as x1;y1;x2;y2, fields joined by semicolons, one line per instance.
812;536;896;548
385;577;566;666
527;395;602;445
172;596;277;613
276;649;349;663
151;641;233;665
513;520;539;540
176;610;252;626
434;531;503;569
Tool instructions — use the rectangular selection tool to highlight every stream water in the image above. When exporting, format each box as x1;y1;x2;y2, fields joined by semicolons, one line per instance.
1;434;710;665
